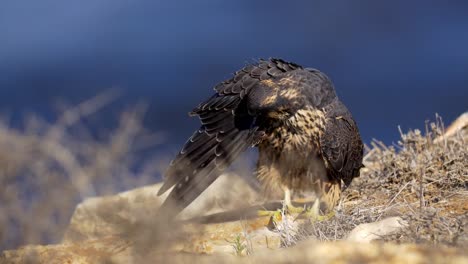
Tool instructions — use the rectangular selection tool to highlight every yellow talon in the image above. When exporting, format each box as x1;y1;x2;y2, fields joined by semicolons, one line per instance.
305;209;335;222
257;209;282;220
257;195;336;225
285;204;306;214
300;198;335;222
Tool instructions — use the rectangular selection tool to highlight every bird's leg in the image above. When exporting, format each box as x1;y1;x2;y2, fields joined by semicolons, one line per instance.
284;187;292;209
301;197;335;222
257;187;301;222
297;180;340;222
283;187;307;214
256;188;285;222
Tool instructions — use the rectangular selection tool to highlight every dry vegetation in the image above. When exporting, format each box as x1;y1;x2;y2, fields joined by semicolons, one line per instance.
0;91;466;258
0;93;164;251
294;115;467;247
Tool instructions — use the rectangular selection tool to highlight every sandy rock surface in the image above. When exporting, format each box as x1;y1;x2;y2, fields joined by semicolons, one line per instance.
63;173;260;242
3;173;466;264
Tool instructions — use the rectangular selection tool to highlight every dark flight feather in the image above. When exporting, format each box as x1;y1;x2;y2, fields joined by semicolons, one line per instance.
157;58;301;216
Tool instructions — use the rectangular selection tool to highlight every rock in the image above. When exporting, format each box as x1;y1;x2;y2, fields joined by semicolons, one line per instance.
1;237;132;264
347;217;408;242
175;216;282;255
63;173;259;242
60;172;293;258
245;241;467;264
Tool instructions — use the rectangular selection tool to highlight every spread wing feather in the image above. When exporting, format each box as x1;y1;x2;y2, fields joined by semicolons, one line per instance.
157;58;301;217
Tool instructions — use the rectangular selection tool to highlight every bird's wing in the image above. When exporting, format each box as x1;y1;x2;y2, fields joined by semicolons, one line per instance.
320;100;363;187
157;58;302;216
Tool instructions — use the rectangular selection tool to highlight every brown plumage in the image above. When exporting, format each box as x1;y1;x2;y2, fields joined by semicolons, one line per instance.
157;58;363;217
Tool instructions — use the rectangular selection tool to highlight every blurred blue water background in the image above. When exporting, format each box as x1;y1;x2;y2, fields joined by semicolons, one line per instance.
1;0;467;156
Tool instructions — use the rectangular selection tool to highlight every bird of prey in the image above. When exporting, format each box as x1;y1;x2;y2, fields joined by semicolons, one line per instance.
157;58;363;219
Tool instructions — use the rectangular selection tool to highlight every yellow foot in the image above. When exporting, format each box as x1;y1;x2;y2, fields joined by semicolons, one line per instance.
257;209;282;223
285;204;307;214
293;199;336;222
304;209;335;222
258;204;306;218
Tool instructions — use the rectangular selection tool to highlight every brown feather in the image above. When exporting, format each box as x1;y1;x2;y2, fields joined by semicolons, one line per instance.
158;58;363;218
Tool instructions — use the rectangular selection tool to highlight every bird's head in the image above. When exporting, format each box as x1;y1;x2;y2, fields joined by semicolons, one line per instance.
303;68;337;108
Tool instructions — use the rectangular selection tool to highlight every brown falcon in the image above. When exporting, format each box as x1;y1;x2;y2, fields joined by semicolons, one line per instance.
157;58;363;218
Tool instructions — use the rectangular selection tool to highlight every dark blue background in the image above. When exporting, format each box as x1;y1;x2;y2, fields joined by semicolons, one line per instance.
1;0;467;152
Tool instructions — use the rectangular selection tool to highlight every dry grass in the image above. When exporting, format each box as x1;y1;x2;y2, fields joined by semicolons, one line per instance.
299;115;467;247
1;92;466;256
0;93;164;251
